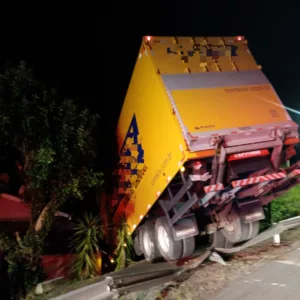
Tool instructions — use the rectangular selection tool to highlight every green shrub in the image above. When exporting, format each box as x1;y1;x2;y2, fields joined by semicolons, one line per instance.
69;213;103;280
271;185;300;223
113;221;133;271
0;231;45;299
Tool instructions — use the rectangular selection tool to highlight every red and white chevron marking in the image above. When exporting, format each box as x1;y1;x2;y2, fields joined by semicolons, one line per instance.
291;169;300;177
204;183;224;193
232;172;286;188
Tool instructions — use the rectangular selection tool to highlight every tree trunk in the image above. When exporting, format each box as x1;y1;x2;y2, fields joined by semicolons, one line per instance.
34;197;56;231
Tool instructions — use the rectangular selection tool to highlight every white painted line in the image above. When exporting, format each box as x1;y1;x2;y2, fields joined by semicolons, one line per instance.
276;260;300;267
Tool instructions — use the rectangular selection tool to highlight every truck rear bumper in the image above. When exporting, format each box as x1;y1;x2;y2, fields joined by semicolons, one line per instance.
259;167;300;206
202;161;300;209
185;121;299;152
235;161;300;204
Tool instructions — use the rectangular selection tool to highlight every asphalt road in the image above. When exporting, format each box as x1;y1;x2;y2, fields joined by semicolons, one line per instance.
211;245;300;300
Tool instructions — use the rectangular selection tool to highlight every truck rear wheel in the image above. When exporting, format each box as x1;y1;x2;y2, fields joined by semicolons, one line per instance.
220;206;259;244
133;235;143;257
214;231;233;249
155;217;183;261
140;223;161;261
182;236;195;258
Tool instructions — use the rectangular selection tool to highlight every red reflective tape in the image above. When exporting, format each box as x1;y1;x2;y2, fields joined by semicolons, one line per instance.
204;183;224;193
232;172;286;187
291;169;300;176
205;186;211;193
218;183;223;190
278;172;286;178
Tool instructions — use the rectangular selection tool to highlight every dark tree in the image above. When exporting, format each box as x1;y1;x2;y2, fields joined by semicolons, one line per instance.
0;61;103;297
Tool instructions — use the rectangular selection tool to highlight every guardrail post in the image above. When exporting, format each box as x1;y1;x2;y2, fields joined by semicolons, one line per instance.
273;223;281;245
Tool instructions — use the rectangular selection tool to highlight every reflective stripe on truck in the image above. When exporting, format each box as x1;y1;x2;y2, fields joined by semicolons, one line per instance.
204;183;224;193
231;172;286;187
291;169;300;176
204;169;299;195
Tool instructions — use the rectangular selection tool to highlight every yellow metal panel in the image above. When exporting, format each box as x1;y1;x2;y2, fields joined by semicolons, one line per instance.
145;36;258;74
171;84;290;133
114;48;187;233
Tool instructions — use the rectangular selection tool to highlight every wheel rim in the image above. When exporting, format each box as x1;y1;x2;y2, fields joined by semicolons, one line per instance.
157;225;170;253
223;220;235;232
220;207;243;243
222;209;239;234
143;231;153;257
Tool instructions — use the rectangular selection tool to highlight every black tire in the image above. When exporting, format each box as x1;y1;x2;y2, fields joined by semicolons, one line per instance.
133;235;143;257
154;217;183;261
140;222;161;262
214;231;233;249
182;236;195;258
221;207;260;244
240;219;260;241
213;231;234;259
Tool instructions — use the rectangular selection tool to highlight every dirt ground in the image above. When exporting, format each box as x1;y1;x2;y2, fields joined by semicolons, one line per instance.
39;226;300;300
120;226;300;300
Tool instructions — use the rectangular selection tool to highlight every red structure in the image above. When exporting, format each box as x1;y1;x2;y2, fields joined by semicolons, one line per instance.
0;194;74;280
0;193;30;221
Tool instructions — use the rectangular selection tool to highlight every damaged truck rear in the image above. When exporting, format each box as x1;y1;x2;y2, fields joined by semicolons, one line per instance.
111;36;300;261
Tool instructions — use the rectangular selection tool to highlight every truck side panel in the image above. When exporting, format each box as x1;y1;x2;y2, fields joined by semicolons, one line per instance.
113;49;188;232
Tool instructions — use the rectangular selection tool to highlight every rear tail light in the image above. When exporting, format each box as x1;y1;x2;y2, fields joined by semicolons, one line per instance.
193;161;202;170
236;36;244;41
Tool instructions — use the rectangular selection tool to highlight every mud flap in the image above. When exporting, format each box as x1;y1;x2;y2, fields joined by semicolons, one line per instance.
172;217;199;241
236;198;265;223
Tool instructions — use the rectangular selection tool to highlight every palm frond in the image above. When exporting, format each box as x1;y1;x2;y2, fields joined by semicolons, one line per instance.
69;213;103;279
113;219;134;271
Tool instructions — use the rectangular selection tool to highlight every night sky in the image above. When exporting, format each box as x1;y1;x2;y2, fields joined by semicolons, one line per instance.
2;5;300;173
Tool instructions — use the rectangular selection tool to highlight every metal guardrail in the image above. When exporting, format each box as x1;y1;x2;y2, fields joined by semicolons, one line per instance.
50;215;300;300
49;251;211;300
50;277;118;300
215;216;300;254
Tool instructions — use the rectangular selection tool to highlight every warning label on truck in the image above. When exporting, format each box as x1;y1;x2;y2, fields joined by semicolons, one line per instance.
151;152;172;186
224;85;271;93
194;124;216;130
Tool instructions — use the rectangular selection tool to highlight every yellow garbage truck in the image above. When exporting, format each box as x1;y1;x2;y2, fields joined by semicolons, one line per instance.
111;36;300;261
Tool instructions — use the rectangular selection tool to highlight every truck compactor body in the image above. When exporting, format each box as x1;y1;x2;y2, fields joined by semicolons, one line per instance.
111;36;300;261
